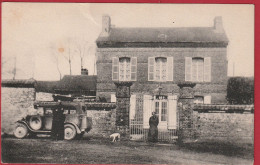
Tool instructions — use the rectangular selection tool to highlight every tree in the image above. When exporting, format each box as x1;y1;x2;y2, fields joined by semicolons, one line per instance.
226;77;254;104
60;38;77;75
50;44;62;80
1;55;20;80
74;38;95;70
12;56;16;80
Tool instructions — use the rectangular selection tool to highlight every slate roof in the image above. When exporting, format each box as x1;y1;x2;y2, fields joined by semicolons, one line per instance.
57;75;97;91
96;27;229;47
2;79;36;88
35;75;97;95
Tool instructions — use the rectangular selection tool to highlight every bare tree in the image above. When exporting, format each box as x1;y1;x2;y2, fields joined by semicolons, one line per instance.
1;57;9;68
49;44;62;80
59;38;75;75
12;56;16;80
74;39;95;70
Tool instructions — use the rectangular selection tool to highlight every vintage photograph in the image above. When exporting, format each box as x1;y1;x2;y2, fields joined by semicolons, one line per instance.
1;3;254;164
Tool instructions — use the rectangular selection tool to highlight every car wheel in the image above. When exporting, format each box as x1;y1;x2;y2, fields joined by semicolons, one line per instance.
14;123;28;139
29;116;42;130
64;124;76;140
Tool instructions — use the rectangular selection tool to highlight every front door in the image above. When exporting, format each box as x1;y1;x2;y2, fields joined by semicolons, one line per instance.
155;99;168;130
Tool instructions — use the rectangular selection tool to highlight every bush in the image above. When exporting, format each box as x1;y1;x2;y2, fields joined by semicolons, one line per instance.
226;77;254;104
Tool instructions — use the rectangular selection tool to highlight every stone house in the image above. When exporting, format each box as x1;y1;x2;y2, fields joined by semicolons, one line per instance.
96;15;229;140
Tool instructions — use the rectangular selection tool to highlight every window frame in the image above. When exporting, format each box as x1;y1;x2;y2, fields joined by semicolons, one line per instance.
149;56;173;82
154;98;168;129
192;57;204;82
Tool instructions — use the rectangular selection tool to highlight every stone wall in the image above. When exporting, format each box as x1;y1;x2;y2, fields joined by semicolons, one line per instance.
195;112;254;144
36;92;54;101
1;87;36;134
96;47;228;103
87;109;116;137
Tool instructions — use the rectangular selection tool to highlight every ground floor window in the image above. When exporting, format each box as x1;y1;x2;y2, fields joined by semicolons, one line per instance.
194;96;204;104
194;95;211;104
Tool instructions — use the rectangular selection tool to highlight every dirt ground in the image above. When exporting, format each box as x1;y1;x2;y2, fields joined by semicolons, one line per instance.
1;135;254;164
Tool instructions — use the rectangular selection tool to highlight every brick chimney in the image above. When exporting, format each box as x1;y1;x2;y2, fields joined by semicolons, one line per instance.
101;15;111;37
214;16;224;33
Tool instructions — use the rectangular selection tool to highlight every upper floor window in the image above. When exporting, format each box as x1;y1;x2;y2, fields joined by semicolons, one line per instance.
148;57;173;81
112;57;137;81
155;57;167;81
185;57;211;82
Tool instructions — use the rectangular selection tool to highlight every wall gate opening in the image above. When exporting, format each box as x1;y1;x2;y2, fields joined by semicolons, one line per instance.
129;94;178;142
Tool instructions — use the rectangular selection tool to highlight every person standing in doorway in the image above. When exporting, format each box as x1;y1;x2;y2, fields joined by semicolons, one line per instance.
148;112;159;142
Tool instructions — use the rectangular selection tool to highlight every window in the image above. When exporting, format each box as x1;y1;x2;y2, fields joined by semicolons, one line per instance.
194;95;211;104
119;57;131;81
155;57;167;81
194;96;204;104
185;57;211;82
112;57;137;81
155;99;168;122
148;57;173;81
192;58;204;82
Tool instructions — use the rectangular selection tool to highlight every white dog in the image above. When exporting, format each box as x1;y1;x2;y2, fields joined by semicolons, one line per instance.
110;133;120;142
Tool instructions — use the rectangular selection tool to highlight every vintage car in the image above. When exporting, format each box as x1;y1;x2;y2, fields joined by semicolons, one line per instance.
13;101;92;140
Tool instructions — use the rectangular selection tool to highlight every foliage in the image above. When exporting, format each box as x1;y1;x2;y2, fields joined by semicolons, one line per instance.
226;77;254;104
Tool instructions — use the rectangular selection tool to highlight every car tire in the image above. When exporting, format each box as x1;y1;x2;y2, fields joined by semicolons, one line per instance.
29;116;42;130
14;123;28;139
64;124;77;140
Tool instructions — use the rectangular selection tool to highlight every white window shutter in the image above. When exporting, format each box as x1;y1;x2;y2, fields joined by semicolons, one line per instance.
148;57;155;81
112;57;119;81
130;57;137;81
168;95;177;129
204;95;211;104
111;94;116;103
204;57;211;82
185;57;192;81
167;57;174;81
143;95;153;129
130;95;136;120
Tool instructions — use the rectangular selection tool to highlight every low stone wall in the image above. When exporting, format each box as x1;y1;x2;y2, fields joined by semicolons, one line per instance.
87;109;116;137
36;92;54;101
194;112;254;144
1;87;36;134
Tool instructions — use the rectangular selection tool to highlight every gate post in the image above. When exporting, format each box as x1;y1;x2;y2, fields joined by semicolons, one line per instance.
114;82;133;139
177;82;196;143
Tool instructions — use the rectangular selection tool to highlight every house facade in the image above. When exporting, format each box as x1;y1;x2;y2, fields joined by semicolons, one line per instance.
96;15;229;140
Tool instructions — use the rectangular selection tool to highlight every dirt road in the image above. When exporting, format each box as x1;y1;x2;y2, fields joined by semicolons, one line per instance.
2;136;254;164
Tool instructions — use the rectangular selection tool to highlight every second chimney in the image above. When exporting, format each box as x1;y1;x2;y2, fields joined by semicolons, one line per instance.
214;16;224;33
101;15;111;37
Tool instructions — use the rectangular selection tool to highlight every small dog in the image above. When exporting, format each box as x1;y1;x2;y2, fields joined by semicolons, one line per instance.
110;133;120;142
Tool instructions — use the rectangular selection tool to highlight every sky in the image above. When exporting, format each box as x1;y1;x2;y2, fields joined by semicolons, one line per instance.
2;3;254;81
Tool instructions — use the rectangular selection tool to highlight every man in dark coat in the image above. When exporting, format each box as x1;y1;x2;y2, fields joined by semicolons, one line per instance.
148;112;159;142
51;103;65;140
57;106;65;140
51;107;59;140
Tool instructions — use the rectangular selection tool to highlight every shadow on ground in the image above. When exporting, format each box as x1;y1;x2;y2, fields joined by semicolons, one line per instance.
1;135;254;164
